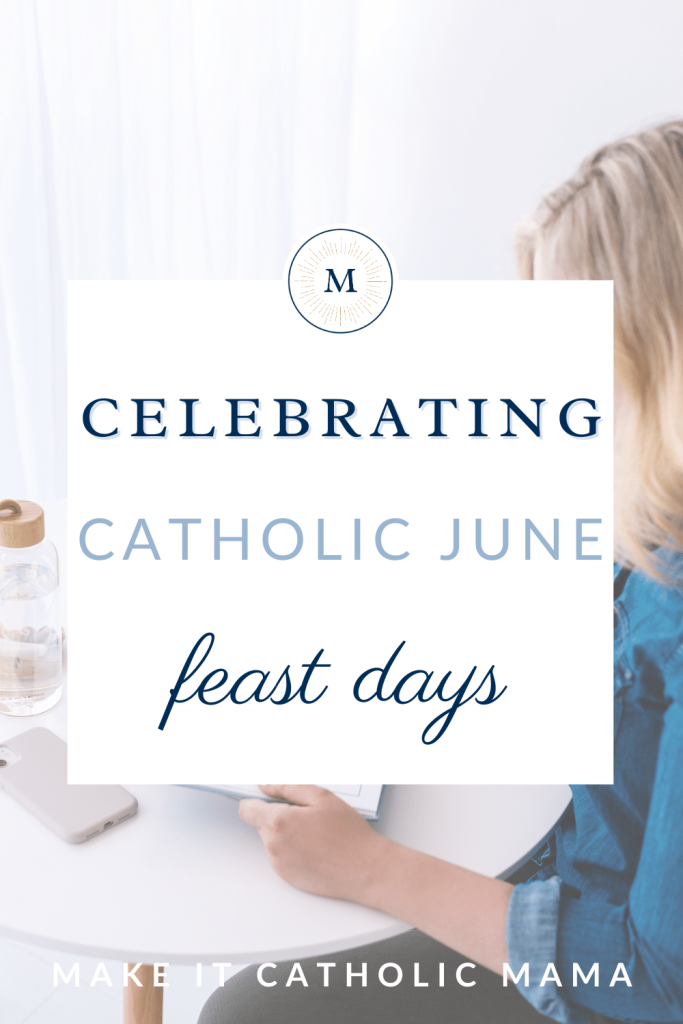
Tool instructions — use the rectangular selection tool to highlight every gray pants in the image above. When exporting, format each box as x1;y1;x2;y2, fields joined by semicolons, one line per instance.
197;928;608;1023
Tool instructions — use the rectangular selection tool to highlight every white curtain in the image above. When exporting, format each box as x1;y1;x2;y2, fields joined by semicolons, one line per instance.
2;0;682;502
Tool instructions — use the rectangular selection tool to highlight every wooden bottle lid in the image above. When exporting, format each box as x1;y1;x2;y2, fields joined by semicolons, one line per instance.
0;500;45;549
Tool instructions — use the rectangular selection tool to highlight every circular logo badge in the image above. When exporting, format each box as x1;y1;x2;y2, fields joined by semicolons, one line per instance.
288;228;393;333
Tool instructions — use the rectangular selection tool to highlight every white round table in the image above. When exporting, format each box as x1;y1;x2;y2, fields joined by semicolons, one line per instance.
0;501;571;1020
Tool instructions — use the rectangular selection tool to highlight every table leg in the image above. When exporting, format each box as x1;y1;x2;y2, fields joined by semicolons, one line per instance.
123;964;163;1024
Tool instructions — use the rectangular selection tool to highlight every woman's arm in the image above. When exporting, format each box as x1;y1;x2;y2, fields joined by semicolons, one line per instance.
239;783;513;974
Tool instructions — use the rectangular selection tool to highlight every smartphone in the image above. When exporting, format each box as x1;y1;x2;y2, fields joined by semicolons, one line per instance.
0;727;138;844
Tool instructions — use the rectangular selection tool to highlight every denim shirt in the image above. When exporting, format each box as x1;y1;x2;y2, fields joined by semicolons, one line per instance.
506;550;683;1024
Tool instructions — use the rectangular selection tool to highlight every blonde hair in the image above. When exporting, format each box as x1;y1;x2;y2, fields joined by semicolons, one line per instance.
516;121;683;580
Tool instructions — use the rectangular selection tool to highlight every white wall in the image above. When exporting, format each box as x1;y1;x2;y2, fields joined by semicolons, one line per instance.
1;0;682;501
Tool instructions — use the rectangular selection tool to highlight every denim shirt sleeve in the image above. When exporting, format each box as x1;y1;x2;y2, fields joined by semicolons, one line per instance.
507;560;683;1023
506;876;590;1023
554;690;683;1021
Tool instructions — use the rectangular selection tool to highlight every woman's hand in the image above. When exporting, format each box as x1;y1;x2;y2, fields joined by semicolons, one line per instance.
240;782;513;974
239;784;391;903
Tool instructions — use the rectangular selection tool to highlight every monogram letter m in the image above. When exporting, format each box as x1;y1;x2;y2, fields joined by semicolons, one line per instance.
324;268;357;293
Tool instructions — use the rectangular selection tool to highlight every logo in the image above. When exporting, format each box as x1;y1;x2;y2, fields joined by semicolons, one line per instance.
288;228;393;333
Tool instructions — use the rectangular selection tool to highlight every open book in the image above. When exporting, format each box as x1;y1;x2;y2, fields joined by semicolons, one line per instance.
182;784;384;820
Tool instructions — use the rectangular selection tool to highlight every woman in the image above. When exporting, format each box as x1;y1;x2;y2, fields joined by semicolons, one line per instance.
199;122;683;1024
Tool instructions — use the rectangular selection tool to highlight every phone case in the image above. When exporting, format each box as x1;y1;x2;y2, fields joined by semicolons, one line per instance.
0;727;138;843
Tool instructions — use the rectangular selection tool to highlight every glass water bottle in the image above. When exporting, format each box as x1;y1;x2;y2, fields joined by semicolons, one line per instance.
0;499;63;716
